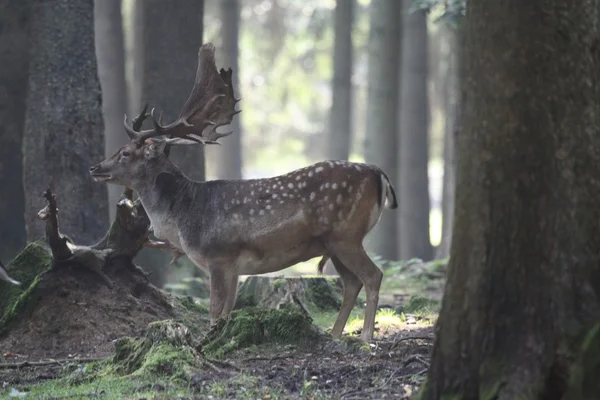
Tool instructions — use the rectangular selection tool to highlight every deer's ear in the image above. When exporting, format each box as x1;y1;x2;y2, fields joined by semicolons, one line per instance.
144;140;168;159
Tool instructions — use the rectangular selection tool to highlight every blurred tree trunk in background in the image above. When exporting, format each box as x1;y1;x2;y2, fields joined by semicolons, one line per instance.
94;0;128;220
363;0;401;261
398;0;432;261
23;0;108;245
423;0;600;397
437;22;464;259
134;0;204;287
327;0;354;161
215;0;243;180
125;0;144;117
0;0;31;261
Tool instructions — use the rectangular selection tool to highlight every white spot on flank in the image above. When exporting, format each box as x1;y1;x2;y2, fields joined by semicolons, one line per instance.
259;210;265;215
295;175;301;181
266;205;272;210
325;183;330;189
310;192;316;201
231;199;236;204
249;209;255;215
308;171;314;177
251;191;255;196
328;204;334;210
273;184;277;189
327;161;334;167
288;183;294;189
332;183;338;189
354;165;362;171
341;181;347;188
272;193;279;199
336;194;343;204
315;167;324;173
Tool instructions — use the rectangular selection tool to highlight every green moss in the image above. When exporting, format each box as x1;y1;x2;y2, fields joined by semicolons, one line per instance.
107;320;200;380
565;323;600;399
0;241;52;335
202;307;321;359
396;295;441;314
177;295;209;314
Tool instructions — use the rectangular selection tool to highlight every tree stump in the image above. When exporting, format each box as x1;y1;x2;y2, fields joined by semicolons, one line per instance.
234;275;343;315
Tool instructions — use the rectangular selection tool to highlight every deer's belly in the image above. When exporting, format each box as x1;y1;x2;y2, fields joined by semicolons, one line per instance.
235;242;325;276
149;215;182;249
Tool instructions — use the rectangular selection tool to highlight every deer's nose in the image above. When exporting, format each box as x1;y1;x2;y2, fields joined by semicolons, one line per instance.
89;164;100;173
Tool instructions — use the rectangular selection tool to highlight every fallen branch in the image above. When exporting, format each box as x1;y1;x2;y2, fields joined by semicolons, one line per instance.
0;357;106;369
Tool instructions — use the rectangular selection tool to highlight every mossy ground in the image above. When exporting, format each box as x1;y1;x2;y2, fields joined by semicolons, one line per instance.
1;253;445;399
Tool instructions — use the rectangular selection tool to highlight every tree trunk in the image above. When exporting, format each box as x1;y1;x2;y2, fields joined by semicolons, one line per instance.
23;0;108;246
94;0;128;221
134;0;204;287
423;0;600;398
397;0;432;261
0;0;31;261
363;0;401;261
436;23;464;259
214;0;242;180
140;0;205;182
327;0;354;161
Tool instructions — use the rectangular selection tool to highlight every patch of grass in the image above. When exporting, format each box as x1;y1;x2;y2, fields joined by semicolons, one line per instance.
310;307;364;332
345;308;406;336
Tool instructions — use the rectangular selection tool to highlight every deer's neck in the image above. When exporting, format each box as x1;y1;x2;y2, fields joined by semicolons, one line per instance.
135;164;198;245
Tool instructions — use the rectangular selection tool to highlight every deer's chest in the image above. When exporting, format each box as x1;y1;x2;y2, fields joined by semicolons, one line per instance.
148;212;182;249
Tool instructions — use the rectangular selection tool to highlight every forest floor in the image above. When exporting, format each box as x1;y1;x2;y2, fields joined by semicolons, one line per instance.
0;249;445;400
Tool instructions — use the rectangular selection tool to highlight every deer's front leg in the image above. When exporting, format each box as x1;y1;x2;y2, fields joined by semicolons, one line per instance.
208;266;238;325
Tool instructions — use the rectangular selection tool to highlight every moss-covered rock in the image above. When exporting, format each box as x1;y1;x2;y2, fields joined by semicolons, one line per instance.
108;320;200;380
0;241;52;335
235;275;343;312
202;307;322;358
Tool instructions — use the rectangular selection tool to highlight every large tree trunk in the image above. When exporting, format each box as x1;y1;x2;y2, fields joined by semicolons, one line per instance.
94;0;128;221
0;0;31;261
326;0;354;161
436;23;464;259
423;0;600;398
134;0;204;287
214;0;242;180
397;0;432;261
363;0;401;261
23;0;108;246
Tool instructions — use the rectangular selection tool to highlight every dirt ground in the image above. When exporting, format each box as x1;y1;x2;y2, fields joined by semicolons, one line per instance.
0;325;433;399
0;255;194;359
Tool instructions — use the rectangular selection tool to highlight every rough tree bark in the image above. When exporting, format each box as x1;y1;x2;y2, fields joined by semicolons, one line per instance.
0;0;31;262
423;0;600;398
215;0;243;180
436;22;464;259
363;0;401;261
94;0;128;221
398;0;432;261
23;0;108;246
135;0;204;287
327;0;354;161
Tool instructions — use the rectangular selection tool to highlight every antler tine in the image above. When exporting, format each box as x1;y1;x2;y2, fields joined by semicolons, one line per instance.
122;43;241;147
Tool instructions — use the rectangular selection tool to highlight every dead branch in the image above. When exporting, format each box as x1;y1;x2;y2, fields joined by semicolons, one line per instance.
37;188;73;260
144;238;185;264
0;357;106;369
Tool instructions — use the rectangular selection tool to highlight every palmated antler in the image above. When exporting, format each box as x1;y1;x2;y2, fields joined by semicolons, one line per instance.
124;43;240;146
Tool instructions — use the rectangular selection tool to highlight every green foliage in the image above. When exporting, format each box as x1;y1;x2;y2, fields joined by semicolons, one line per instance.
411;0;465;27
565;323;600;398
0;241;52;335
397;295;441;314
202;307;321;359
305;276;342;310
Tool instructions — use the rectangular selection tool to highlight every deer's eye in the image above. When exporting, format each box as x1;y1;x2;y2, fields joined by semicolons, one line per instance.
122;150;131;158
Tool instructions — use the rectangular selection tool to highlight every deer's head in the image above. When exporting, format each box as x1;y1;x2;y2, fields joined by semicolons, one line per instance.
90;43;240;188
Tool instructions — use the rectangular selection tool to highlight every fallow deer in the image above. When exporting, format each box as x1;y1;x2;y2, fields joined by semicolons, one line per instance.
89;43;397;341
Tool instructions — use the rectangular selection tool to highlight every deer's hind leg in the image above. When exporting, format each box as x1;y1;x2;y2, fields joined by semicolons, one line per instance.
327;243;382;341
330;255;363;338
